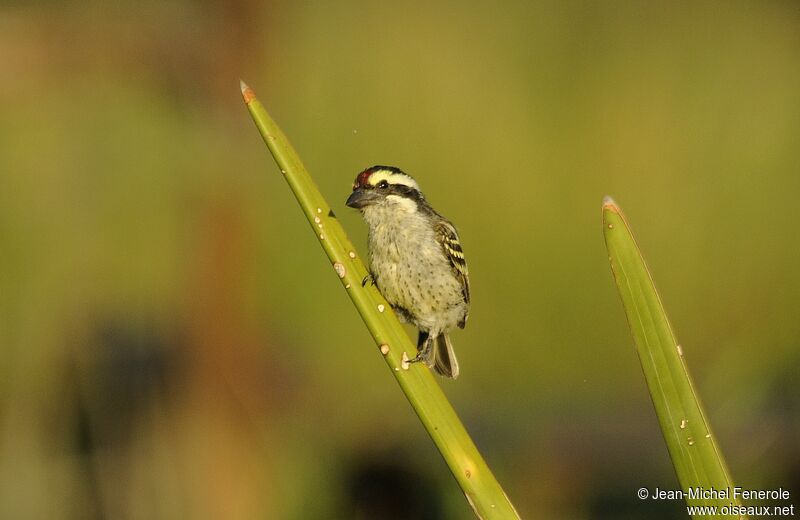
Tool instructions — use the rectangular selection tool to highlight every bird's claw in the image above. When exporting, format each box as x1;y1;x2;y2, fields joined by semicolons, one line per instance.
407;354;423;364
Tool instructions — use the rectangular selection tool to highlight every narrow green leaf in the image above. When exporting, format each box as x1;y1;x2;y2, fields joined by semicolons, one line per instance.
241;81;520;519
602;197;742;518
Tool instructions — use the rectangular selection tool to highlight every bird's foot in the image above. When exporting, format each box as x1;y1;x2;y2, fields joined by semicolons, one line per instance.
407;354;424;364
361;272;376;287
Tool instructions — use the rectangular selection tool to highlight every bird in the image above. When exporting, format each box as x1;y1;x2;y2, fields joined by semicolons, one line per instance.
345;165;470;378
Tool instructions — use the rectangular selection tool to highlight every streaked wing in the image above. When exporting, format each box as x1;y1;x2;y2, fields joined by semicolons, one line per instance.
435;219;470;306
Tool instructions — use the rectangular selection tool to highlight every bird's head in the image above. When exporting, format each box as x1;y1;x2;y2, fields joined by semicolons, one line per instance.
345;165;423;212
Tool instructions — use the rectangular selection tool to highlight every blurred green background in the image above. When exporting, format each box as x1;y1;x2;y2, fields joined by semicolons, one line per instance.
1;1;798;518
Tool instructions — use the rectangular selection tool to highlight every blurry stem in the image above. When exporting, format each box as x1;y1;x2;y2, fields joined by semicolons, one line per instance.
241;81;520;519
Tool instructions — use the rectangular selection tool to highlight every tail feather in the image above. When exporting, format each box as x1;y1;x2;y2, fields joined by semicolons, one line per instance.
433;334;459;379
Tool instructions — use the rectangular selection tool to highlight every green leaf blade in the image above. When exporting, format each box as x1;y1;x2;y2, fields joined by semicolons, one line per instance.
602;197;742;518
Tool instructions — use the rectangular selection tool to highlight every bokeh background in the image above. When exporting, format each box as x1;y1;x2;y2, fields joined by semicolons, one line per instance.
1;1;799;518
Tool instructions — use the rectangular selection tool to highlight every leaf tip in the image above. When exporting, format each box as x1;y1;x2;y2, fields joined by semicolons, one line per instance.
602;195;619;211
239;79;256;104
602;196;624;233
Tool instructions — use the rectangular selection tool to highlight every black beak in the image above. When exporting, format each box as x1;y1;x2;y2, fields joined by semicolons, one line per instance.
346;188;379;209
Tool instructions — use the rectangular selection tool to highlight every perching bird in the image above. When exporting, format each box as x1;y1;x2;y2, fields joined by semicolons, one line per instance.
345;166;470;378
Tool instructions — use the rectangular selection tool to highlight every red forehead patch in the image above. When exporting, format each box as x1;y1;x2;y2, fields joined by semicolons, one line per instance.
354;168;375;188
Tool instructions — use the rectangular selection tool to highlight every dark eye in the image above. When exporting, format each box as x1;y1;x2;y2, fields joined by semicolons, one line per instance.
378;180;389;189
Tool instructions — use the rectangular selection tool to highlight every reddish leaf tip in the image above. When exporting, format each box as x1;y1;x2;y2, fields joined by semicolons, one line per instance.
240;79;256;104
602;195;620;213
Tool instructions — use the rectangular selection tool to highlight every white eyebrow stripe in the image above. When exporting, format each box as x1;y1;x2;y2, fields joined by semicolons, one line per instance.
367;170;419;190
